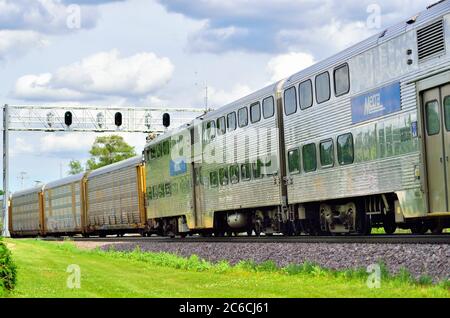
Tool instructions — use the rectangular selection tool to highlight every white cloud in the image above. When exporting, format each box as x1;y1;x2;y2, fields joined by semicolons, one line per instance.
277;20;374;57
12;50;175;101
10;136;35;156
40;133;94;154
267;52;315;82
207;84;253;108
157;0;432;56
0;30;48;60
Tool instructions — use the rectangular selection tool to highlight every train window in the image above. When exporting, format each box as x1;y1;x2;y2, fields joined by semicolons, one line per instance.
302;143;317;173
180;177;191;192
158;184;165;198
263;96;275;119
315;71;331;104
337;133;354;165
210;171;218;188
219;167;229;186
241;163;251;181
299;80;313;110
217;116;226;135
178;135;184;156
165;183;171;197
238;107;249;128
288;148;300;174
252;160;263;179
334;64;350;97
163;140;170;156
445;97;450;131
156;143;162;158
227;112;237;132
150;147;156;160
205;120;216;142
284;86;297;116
250;102;261;123
149;187;154;200
171;183;179;195
320;139;334;168
230;165;240;184
152;185;158;199
425;101;440;136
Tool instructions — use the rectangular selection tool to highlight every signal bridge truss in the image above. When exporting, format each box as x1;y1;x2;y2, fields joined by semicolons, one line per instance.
1;104;206;236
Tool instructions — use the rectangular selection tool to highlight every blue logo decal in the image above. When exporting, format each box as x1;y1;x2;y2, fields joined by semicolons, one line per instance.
170;158;187;176
411;121;418;138
351;82;401;124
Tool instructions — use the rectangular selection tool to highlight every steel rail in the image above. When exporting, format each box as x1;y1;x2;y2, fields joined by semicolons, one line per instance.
39;234;450;244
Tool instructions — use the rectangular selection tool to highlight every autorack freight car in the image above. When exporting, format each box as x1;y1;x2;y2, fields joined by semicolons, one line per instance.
9;156;146;237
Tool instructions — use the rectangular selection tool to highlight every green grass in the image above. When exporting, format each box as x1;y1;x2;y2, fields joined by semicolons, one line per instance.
2;239;449;298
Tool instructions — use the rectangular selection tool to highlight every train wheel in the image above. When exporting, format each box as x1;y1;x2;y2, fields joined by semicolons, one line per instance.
430;224;443;234
383;212;397;235
410;222;428;235
247;229;253;236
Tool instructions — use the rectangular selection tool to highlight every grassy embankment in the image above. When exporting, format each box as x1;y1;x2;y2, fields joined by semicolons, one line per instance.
2;239;449;298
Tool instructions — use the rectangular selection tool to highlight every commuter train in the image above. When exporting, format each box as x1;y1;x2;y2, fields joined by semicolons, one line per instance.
4;1;450;237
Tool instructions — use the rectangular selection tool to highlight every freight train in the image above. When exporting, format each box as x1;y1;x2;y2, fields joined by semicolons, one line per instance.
4;1;450;237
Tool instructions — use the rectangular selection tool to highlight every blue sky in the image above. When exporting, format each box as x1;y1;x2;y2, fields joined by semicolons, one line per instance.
0;0;433;191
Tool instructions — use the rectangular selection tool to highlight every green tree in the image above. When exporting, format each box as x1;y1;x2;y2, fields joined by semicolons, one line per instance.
86;135;136;171
68;160;84;175
0;190;4;196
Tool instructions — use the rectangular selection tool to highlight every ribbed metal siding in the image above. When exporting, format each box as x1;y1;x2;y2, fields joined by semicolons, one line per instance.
202;98;282;216
87;165;141;230
44;182;82;233
418;19;446;61
11;192;40;234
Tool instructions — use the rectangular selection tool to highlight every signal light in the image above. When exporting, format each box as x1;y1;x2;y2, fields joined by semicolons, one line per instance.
114;112;123;127
64;111;72;126
163;113;170;128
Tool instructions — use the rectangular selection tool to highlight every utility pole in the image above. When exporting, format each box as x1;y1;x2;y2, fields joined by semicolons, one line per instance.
205;82;209;112
2;104;9;237
18;172;28;189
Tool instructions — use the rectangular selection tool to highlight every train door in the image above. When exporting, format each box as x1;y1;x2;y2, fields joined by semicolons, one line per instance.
190;127;204;228
422;84;450;213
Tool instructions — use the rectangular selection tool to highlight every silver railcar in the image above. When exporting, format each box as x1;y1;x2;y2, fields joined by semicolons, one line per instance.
85;156;146;236
42;173;86;236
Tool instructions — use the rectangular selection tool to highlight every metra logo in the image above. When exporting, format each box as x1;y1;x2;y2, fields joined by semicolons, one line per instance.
364;93;384;115
351;82;401;124
170;158;187;176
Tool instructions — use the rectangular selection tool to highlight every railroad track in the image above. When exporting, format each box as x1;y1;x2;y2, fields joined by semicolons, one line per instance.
40;234;450;244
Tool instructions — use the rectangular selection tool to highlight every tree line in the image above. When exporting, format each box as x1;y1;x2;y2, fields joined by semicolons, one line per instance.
68;135;136;175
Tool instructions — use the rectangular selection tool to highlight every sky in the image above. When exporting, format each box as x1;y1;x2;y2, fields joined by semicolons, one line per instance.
0;0;435;191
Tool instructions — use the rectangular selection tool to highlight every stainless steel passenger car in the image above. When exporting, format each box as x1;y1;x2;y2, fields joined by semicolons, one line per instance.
198;82;287;235
144;125;195;236
280;1;450;234
85;156;146;236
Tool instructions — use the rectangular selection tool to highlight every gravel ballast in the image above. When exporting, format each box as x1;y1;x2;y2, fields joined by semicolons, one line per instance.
102;242;450;282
